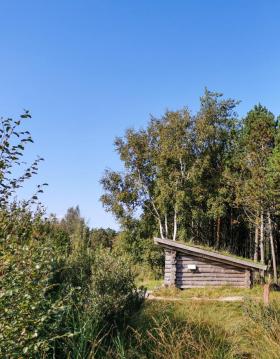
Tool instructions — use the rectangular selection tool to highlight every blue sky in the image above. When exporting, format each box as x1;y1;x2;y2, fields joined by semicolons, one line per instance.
0;1;279;229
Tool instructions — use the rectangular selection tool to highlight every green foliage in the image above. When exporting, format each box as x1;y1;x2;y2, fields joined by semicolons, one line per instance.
109;302;238;359
89;227;117;249
90;248;144;324
100;89;240;245
0;237;68;357
229;104;276;215
100;91;280;271
0;111;46;207
114;226;164;277
0;222;143;358
0;111;146;358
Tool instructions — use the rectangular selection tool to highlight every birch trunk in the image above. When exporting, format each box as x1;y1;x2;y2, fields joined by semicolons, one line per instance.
165;213;168;239
159;219;164;239
268;212;277;283
173;207;177;241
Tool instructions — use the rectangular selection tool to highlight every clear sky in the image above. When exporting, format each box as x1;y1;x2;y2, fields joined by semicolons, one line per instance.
0;1;279;229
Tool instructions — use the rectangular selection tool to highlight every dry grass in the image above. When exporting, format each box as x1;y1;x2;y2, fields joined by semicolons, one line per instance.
124;301;239;359
63;284;280;358
152;284;280;301
125;299;276;358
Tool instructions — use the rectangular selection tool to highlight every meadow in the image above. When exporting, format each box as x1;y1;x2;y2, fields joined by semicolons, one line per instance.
2;95;280;358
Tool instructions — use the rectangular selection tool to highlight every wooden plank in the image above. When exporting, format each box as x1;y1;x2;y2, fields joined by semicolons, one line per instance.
176;266;240;272
176;258;240;267
176;274;245;282
177;279;245;283
176;273;245;281
176;280;245;286
176;280;245;285
176;268;244;274
176;261;241;269
178;284;246;288
176;277;245;282
176;278;245;282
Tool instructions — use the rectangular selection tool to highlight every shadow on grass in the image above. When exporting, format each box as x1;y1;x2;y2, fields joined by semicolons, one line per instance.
106;301;249;359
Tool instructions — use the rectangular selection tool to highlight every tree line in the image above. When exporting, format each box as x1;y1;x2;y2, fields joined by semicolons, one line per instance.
101;89;280;281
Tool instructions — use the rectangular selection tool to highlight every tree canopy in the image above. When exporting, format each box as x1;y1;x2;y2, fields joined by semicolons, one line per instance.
101;90;280;280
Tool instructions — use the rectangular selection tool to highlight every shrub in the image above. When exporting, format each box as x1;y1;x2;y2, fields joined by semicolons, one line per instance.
114;231;164;277
90;249;145;325
55;248;144;358
0;237;68;357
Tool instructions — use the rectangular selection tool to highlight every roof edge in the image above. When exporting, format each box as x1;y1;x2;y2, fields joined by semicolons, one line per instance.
154;237;267;271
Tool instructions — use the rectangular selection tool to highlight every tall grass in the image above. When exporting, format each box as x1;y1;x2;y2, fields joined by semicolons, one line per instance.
104;301;240;359
243;299;280;358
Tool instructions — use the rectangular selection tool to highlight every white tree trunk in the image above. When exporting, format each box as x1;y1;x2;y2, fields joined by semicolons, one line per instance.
159;219;164;239
268;212;277;283
173;207;177;241
165;213;169;239
254;218;259;262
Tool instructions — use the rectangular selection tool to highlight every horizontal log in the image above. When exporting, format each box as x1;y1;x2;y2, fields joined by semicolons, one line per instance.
176;267;244;274
176;277;245;281
176;276;245;280
176;263;242;271
177;284;247;288
176;259;234;266
176;280;245;286
176;269;245;274
165;255;176;259
175;282;246;288
176;258;237;265
166;269;244;274
176;278;245;283
176;273;245;279
176;261;243;267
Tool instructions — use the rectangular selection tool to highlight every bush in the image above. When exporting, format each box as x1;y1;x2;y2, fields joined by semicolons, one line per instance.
0;237;68;357
90;249;144;324
114;231;164;277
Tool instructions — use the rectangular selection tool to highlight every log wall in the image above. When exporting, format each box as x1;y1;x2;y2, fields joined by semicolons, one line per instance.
171;253;251;288
164;249;176;286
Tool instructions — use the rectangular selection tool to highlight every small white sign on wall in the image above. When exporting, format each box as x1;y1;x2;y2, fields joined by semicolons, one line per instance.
187;264;197;270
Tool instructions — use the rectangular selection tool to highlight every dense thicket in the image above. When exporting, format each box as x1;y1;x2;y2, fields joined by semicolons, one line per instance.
101;90;280;279
0;113;143;358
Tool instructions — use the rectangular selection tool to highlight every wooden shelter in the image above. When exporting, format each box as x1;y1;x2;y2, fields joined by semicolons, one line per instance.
154;238;267;289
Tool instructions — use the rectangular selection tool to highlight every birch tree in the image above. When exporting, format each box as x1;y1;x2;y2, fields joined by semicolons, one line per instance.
100;108;194;240
190;89;238;246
